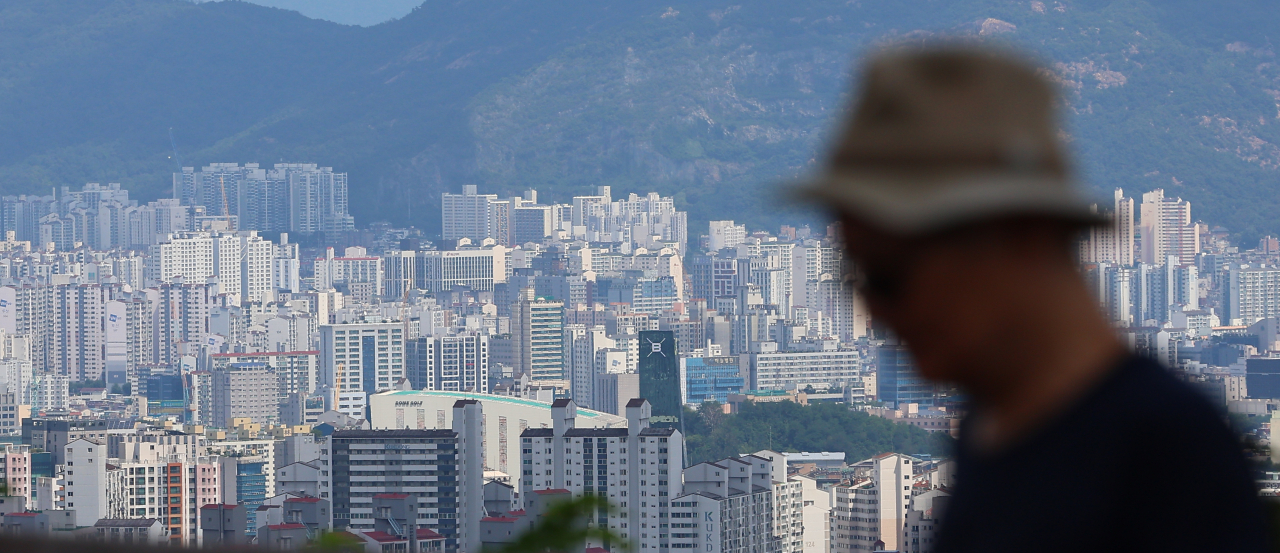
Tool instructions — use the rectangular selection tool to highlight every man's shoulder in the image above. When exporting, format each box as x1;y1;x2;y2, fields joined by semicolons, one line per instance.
1102;355;1221;417
1097;355;1239;450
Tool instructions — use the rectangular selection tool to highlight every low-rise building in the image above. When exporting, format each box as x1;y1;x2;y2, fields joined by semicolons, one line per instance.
92;518;167;546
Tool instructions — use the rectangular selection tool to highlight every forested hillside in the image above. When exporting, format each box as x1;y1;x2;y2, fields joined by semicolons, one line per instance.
3;0;1280;241
683;402;953;465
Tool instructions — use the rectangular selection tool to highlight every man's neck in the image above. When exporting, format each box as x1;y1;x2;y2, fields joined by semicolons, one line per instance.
965;275;1127;454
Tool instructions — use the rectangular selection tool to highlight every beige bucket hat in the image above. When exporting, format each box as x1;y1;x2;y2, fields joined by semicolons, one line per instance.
800;46;1106;235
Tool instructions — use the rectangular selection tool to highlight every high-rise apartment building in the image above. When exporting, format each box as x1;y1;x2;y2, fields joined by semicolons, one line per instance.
442;185;498;242
175;163;353;234
211;362;279;427
708;220;748;252
564;324;614;410
314;247;384;298
49;284;107;380
673;453;788;553
434;334;488;393
146;231;274;303
831;453;916;552
520;399;681;549
277;163;354;233
444;185;687;253
64;434;222;545
512;205;554;245
414;248;507;292
154;282;215;366
405;334;489;393
511;289;564;381
319;323;405;419
211;350;319;403
1139;189;1199;266
1;194;57;244
1224;265;1280;325
1080;188;1136;266
690;251;739;302
31;374;70;412
326;400;484;553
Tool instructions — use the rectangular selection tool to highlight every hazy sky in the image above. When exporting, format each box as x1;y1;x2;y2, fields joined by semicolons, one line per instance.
204;0;423;27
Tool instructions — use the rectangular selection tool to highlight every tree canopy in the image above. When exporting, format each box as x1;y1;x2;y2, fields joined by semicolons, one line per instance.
682;401;954;465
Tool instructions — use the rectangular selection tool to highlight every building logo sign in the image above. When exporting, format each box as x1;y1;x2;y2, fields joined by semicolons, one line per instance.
394;400;424;407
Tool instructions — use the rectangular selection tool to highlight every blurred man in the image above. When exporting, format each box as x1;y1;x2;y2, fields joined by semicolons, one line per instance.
802;47;1269;551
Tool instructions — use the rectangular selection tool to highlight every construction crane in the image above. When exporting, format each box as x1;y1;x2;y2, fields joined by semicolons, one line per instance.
168;127;184;170
402;272;413;341
218;173;232;229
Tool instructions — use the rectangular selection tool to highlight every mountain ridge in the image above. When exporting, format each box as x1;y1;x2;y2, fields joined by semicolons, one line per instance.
2;0;1280;242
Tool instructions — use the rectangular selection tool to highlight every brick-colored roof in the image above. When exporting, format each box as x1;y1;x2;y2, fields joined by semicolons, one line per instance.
285;497;323;503
267;523;307;530
362;531;403;543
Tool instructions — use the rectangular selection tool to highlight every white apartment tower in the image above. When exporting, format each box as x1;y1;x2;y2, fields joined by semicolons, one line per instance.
50;284;107;380
64;433;223;546
277;163;354;233
154;282;215;366
414;248;507;292
442;185;497;242
831;453;916;552
1139;189;1199;266
512;289;565;381
673;454;783;553
708;220;748;252
319;323;405;419
520;399;681;550
147;231;274;303
211;362;279;427
175;163;353;234
1081;188;1136;266
1225;265;1280;325
434;334;488;393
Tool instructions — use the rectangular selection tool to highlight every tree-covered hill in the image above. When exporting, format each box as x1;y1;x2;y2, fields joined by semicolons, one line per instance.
682;401;953;465
3;0;1280;242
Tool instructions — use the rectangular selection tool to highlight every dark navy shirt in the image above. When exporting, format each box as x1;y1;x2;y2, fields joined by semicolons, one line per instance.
936;355;1270;552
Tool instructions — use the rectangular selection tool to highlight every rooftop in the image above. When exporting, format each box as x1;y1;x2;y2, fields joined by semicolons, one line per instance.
332;429;456;439
362;531;403;543
374;390;622;421
563;428;629;438
266;523;307;530
212;351;319;358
